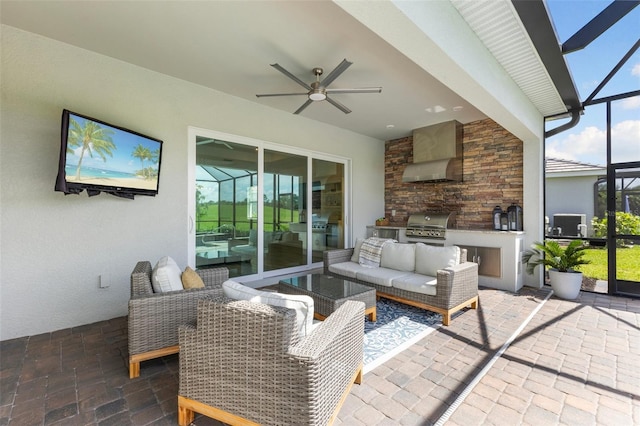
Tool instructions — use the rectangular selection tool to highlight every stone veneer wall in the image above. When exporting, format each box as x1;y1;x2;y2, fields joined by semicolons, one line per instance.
385;118;523;230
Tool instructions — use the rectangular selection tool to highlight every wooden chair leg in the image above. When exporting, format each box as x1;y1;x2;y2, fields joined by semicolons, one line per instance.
129;361;140;379
355;366;363;384
470;297;479;309
178;399;195;426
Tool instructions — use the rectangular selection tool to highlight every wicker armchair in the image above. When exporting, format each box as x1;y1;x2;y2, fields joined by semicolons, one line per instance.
128;261;229;378
178;296;365;426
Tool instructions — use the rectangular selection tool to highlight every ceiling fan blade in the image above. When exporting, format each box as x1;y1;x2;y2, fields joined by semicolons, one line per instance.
325;87;383;94
293;99;313;115
271;63;312;90
326;96;352;114
256;92;308;98
320;59;352;88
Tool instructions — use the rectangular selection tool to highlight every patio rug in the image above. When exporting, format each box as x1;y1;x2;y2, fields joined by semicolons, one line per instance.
363;299;441;374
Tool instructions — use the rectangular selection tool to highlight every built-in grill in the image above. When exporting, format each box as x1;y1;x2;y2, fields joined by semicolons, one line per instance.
405;212;452;243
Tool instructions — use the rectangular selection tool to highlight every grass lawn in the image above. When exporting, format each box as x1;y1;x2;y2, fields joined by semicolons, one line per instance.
581;245;640;282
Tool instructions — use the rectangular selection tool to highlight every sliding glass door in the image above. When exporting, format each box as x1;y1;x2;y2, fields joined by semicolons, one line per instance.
191;130;348;279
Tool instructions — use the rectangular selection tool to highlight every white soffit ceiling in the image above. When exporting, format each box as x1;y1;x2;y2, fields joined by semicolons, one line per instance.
451;0;567;117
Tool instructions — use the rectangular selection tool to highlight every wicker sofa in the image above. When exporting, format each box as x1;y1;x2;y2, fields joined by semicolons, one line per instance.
127;261;229;378
324;242;478;325
178;296;365;426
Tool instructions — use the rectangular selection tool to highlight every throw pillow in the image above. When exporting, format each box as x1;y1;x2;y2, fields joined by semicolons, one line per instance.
350;238;365;262
415;244;460;277
151;256;183;293
222;280;314;338
381;242;416;272
181;266;205;289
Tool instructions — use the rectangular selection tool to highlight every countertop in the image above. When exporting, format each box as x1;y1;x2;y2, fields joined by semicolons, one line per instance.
368;224;525;234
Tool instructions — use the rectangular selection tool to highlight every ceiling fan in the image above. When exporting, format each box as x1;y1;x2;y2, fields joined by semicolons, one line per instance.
256;59;382;115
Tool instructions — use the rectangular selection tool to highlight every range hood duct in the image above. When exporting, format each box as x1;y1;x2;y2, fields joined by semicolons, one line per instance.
402;120;463;182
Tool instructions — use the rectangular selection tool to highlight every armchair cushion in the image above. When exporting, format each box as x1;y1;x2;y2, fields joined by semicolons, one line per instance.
151;256;183;292
415;243;460;277
181;266;205;289
222;280;314;337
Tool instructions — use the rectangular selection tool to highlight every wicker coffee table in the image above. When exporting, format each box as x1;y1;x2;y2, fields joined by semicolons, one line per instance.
278;274;376;321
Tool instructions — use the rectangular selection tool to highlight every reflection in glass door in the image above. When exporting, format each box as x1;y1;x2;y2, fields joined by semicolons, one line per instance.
195;137;258;278
193;132;348;278
311;159;344;263
264;150;307;271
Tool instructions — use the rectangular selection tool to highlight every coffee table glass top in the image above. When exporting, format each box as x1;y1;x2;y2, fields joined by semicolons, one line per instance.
279;274;372;300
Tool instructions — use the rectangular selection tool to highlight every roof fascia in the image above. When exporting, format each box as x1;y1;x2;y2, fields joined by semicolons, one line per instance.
511;0;582;114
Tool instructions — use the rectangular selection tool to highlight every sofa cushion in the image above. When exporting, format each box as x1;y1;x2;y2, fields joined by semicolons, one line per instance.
415;244;460;277
381;243;416;272
350;238;365;262
222;280;314;338
356;268;411;288
151;256;184;293
392;273;438;296
181;266;205;289
328;261;369;279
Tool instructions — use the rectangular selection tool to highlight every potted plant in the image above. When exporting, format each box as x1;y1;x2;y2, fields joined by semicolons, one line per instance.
522;239;590;299
375;217;390;226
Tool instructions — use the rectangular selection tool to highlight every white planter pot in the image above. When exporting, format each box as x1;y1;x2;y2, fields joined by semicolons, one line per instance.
548;269;582;300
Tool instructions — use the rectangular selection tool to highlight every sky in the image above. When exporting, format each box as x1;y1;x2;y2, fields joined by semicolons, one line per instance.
544;0;640;166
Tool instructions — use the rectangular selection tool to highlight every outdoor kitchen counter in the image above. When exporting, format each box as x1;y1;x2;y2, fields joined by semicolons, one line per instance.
446;230;526;292
364;227;525;292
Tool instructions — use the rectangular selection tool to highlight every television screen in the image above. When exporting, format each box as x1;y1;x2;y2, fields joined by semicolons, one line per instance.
55;109;163;198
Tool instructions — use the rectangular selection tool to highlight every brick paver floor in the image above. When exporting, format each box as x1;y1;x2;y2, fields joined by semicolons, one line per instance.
1;285;638;425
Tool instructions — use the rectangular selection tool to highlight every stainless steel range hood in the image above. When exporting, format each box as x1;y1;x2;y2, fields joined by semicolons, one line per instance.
402;120;463;182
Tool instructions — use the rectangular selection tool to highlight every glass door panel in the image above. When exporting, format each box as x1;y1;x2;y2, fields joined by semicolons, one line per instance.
264;150;307;271
195;137;258;278
311;159;345;263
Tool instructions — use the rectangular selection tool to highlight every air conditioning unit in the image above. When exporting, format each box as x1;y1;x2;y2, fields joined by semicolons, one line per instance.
553;214;587;237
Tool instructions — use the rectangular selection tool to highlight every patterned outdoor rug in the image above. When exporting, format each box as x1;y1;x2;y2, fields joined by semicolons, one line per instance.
363;298;441;373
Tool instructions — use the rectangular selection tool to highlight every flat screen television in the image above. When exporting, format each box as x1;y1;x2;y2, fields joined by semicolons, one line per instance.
55;109;163;198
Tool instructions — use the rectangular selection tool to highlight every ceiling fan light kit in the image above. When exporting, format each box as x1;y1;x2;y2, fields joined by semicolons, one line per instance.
256;58;382;114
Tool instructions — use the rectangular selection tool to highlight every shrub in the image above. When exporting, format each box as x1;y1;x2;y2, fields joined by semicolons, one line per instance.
591;212;640;246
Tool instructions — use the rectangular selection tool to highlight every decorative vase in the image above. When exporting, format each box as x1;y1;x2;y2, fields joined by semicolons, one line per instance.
548;269;582;300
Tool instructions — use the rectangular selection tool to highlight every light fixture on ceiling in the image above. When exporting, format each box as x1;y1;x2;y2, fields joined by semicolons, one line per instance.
309;79;327;101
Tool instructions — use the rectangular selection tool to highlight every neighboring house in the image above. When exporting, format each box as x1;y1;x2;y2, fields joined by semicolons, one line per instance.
545;157;606;237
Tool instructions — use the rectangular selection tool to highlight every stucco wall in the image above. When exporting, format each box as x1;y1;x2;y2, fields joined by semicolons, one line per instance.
0;26;384;340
